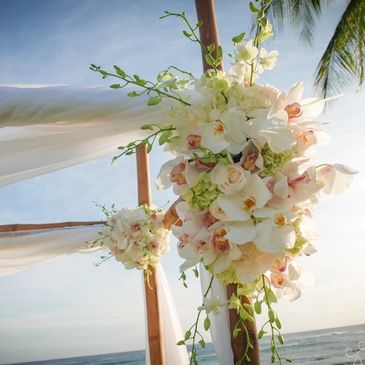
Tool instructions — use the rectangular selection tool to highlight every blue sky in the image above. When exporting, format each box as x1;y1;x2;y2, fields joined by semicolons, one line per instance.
0;0;364;363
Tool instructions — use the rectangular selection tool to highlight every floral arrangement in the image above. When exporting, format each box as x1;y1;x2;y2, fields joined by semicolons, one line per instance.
92;205;170;272
91;1;357;364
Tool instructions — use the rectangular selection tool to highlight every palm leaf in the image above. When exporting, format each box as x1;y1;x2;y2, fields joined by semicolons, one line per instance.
314;0;365;97
267;0;323;43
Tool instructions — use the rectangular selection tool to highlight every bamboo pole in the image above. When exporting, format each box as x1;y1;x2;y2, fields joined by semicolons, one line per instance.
0;221;104;232
194;1;260;364
136;145;166;365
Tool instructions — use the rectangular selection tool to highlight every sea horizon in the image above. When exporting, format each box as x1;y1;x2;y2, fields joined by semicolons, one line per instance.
3;322;365;365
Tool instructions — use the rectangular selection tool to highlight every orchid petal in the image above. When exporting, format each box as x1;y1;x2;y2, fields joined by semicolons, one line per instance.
217;195;250;221
214;254;231;273
261;129;296;153
185;163;206;186
245;174;272;208
273;174;289;199
225;221;256;245
156;156;184;190
288;82;304;103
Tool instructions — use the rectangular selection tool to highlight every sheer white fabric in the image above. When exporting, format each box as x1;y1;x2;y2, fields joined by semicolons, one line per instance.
0;226;189;364
0;85;169;186
0;85;191;363
200;265;234;365
144;264;189;365
0;225;104;277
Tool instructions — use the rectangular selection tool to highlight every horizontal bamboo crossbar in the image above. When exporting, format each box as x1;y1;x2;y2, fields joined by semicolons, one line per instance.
0;221;105;232
0;197;181;233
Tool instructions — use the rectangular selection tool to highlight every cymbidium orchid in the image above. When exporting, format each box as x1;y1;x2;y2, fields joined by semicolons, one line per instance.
270;258;304;301
317;163;358;196
202;225;242;273
232;243;277;283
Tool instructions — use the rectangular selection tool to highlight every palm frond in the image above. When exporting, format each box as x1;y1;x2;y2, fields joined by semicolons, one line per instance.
267;0;323;43
314;0;365;97
289;0;323;43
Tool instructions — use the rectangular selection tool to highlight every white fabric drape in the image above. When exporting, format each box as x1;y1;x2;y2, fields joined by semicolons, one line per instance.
0;85;169;186
144;264;189;365
200;265;234;365
0;226;189;364
0;225;104;277
0;85;192;363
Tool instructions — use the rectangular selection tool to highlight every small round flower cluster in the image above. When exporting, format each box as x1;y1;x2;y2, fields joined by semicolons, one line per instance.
157;38;356;300
104;205;170;270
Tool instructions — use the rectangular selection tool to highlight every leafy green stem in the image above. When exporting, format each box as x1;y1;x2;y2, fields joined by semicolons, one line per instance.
178;275;214;365
160;11;223;73
111;124;176;162
261;275;292;364
90;64;191;106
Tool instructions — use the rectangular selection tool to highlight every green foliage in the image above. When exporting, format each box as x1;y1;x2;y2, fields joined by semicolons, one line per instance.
204;316;211;331
267;0;365;97
90;64;192;107
232;32;245;44
315;0;365;97
179;271;188;288
177;276;214;365
111;124;176;162
259;274;293;364
245;0;273;85
160;11;223;73
227;291;257;364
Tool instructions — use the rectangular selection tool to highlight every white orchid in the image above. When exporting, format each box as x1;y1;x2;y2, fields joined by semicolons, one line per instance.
232;243;277;283
220;108;248;153
271;82;327;125
198;122;231;154
269;161;322;207
235;40;258;64
317;163;358;196
258;49;279;72
156;157;206;196
270;259;313;301
254;214;296;253
240;139;264;173
172;202;209;271
199;295;226;315
245;108;296;153
209;174;272;225
202;226;242;273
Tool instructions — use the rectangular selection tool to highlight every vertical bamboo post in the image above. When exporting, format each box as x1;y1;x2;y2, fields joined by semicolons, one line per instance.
136;145;166;365
194;1;260;364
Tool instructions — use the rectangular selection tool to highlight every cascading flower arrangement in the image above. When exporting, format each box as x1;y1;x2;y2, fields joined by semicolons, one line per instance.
91;1;357;363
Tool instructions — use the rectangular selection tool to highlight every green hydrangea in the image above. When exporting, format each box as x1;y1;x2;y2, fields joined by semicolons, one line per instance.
260;144;296;177
183;174;221;211
286;218;308;256
212;266;238;285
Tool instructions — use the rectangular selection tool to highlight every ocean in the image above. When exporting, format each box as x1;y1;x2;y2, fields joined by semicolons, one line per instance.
4;324;365;365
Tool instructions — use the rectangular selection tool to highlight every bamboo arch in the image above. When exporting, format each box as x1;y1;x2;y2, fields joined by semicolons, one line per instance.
0;1;261;364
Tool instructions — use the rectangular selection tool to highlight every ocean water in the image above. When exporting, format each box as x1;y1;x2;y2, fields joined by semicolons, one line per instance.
4;324;365;365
